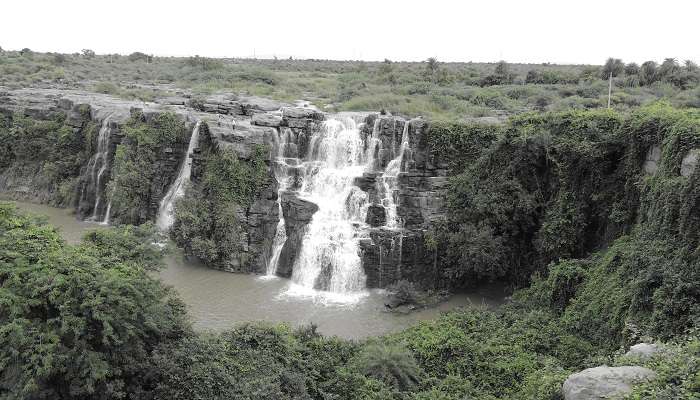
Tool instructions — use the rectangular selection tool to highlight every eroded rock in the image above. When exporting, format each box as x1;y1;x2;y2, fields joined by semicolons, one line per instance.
563;366;657;400
681;149;699;177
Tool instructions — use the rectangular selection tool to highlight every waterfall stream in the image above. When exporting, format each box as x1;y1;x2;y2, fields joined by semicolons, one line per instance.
290;117;370;295
156;121;201;231
267;115;413;300
80;115;112;221
381;121;410;229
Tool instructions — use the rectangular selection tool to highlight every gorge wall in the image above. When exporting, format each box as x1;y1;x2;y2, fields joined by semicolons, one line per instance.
2;87;698;295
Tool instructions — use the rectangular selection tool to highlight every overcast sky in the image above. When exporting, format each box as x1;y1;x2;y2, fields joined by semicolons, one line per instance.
2;0;697;65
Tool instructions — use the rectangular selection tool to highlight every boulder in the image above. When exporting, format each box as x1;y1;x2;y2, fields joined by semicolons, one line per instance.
276;193;318;277
563;366;657;400
251;112;283;127
681;149;699;177
643;146;662;175
282;107;324;120
625;343;663;359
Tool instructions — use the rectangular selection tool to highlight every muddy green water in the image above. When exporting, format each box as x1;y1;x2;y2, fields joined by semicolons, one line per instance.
8;201;506;339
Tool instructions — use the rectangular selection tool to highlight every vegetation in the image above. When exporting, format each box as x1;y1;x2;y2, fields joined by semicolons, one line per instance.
1;50;698;119
0;109;95;206
170;132;269;267
0;50;698;398
108;111;188;224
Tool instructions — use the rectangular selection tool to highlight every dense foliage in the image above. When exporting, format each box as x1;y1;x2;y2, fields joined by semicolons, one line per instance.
108;112;188;225
170;137;269;267
0;110;95;206
0;204;189;399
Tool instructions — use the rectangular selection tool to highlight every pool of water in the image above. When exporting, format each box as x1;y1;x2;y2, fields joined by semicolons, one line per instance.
6;200;507;339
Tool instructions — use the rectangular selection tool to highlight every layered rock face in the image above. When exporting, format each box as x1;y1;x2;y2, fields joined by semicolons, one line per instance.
0;89;197;223
0;87;461;289
354;115;449;288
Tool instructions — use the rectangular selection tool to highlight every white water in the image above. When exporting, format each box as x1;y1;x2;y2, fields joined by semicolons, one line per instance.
291;118;371;295
156;121;201;231
101;201;112;225
265;127;293;276
381;121;411;229
266;115;413;301
83;116;112;221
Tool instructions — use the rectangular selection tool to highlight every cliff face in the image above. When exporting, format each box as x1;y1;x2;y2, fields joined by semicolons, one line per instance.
0;87;493;289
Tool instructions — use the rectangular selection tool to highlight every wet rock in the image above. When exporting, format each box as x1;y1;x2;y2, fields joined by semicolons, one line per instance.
681;148;699;177
643;146;661;175
276;193;318;277
366;204;386;227
251;112;282;127
563;366;657;400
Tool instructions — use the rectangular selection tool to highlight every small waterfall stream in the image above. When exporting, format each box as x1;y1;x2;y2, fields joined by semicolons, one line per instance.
381;121;410;229
80;115;112;221
265;127;293;276
156;121;201;231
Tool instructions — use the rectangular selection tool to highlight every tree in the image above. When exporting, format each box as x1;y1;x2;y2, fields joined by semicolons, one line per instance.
658;57;680;79
600;57;624;79
639;61;658;85
20;47;32;56
624;62;640;76
81;48;95;59
350;344;422;391
0;205;189;399
128;51;149;62
685;59;698;72
379;58;393;75
481;60;515;86
425;57;439;79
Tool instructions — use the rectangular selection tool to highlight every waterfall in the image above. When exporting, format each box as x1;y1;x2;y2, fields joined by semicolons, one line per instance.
380;121;410;229
266;114;412;299
156;121;201;231
101;201;112;225
80;115;112;221
285;117;372;295
265;127;292;276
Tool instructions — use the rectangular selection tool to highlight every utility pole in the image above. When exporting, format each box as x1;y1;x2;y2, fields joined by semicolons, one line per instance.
607;71;613;109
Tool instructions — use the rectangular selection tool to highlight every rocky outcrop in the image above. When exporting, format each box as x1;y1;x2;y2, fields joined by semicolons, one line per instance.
562;366;657;400
643;146;662;175
624;343;664;359
681;148;699;177
276;193;318;277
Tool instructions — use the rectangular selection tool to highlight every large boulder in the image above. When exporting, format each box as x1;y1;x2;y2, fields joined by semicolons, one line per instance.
624;343;663;359
643;145;662;175
251;112;282;127
681;149;699;177
563;366;657;400
276;193;318;277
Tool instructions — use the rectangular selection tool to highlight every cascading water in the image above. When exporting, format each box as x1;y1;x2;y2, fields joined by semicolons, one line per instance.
267;115;413;301
380;121;411;229
156;121;201;231
80;115;112;221
265;127;293;276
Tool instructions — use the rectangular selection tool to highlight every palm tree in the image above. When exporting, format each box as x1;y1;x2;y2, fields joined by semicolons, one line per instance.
351;343;422;391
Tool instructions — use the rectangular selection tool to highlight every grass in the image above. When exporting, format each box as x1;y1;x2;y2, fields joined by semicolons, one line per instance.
1;51;698;120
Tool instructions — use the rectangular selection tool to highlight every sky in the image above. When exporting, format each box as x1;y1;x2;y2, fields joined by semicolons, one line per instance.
1;0;698;65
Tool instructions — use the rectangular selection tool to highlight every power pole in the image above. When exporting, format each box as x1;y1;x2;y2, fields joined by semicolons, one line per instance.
607;71;613;109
